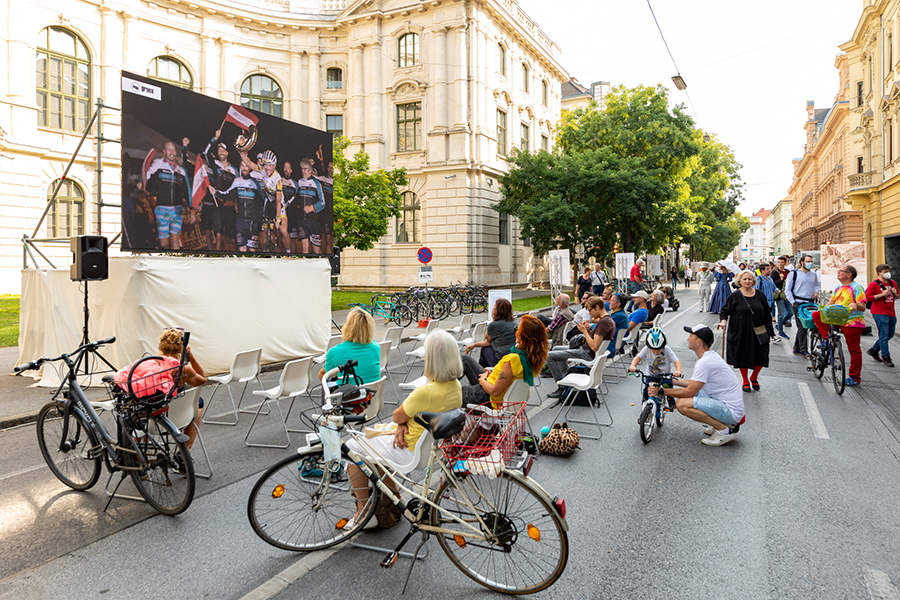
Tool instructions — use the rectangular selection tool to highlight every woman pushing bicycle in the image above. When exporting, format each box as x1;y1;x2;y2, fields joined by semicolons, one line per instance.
812;264;867;387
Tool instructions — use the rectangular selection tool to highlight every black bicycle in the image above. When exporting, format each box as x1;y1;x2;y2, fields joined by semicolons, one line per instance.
16;337;196;515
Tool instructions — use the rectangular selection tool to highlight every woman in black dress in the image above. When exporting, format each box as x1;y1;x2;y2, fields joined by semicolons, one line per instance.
576;267;592;303
718;269;773;392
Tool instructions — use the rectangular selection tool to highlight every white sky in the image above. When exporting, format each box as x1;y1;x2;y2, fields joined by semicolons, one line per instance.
518;0;864;217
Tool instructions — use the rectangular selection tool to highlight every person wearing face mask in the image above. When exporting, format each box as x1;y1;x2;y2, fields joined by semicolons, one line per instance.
786;255;820;358
866;264;899;367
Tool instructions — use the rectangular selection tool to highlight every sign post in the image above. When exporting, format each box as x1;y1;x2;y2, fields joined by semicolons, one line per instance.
417;247;433;283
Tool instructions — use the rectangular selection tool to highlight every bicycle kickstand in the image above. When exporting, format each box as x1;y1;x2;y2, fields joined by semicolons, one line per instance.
401;531;430;595
103;472;130;512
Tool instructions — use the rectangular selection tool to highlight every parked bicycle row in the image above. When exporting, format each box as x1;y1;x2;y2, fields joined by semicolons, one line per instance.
349;282;489;327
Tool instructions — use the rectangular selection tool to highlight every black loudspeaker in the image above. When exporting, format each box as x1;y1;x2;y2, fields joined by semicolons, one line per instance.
331;247;341;276
70;235;109;281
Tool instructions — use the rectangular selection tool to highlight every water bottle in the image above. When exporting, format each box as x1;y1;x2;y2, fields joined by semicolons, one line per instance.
540;426;551;441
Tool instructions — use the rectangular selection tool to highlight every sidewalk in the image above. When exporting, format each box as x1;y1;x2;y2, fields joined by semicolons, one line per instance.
0;289;554;429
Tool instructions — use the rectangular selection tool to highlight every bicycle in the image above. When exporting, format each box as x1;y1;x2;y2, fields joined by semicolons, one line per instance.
629;371;675;444
16;337;196;515
247;365;569;594
807;323;847;395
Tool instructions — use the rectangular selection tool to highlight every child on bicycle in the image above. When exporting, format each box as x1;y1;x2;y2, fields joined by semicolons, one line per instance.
628;328;682;402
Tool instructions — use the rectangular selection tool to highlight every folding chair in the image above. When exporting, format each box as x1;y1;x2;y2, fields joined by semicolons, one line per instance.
551;348;612;440
378;340;399;405
245;358;310;448
446;313;474;340
168;386;212;479
202;348;263;425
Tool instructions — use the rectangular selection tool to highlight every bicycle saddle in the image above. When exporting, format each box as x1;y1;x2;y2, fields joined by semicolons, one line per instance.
102;375;115;384
413;408;467;440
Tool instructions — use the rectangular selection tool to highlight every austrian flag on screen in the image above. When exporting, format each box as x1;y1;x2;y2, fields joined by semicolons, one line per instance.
224;105;259;130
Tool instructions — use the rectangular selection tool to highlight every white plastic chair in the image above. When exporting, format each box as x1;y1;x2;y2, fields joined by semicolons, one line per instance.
457;321;487;348
552;351;612;440
504;379;540;436
167;386;212;479
245;358;311;448
605;329;629;381
377;340;399;405
399;375;428;395
446;314;474;340
202;348;263;426
313;335;344;364
562;320;577;340
407;319;439;358
382;326;405;373
360;376;387;422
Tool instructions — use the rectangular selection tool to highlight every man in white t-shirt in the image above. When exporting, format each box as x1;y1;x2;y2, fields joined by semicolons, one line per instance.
648;324;744;446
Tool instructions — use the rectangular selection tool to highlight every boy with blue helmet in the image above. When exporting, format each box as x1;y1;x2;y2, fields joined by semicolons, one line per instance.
629;327;683;402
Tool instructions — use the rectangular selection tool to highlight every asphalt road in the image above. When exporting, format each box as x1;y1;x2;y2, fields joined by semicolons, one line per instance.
2;287;900;599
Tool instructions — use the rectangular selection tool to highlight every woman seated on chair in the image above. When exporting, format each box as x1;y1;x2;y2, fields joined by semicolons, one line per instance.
345;330;463;527
319;307;381;386
458;314;549;408
647;290;665;323
464;298;518;368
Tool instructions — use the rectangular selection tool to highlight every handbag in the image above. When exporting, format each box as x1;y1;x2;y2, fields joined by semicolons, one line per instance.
538;423;580;456
740;293;770;345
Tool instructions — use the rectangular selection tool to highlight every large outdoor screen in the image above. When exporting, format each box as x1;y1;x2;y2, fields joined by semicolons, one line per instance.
120;71;333;256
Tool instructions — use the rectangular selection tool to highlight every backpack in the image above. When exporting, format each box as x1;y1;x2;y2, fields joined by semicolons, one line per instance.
866;279;897;311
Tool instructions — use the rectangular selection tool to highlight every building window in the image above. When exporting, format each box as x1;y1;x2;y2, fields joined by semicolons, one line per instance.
240;74;282;117
541;134;549;152
36;27;91;132
498;43;506;77
891;34;894;70
542;80;548;106
521;63;529;93
497;109;507;156
499;212;509;245
397;102;422;152
147;56;192;89
326;67;343;89
523;236;532;247
857;81;864;107
858;156;864;173
520;123;530;152
398;33;419;68
396;191;420;243
47;179;85;238
326;114;343;137
892;121;895;163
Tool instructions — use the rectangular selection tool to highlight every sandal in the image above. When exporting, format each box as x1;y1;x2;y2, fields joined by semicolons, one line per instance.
750;379;760;391
742;384;751;393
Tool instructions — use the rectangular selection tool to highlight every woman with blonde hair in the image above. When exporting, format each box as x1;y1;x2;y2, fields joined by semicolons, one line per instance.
319;307;380;384
344;330;463;528
459;314;549;408
718;269;773;392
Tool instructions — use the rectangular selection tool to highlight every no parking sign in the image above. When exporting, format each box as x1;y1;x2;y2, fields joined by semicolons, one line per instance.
417;247;432;264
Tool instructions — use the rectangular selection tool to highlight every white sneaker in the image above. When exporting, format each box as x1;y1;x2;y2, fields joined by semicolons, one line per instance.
702;425;715;435
702;430;735;446
346;514;378;530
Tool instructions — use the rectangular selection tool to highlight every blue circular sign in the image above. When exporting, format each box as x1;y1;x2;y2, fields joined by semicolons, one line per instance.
417;247;432;264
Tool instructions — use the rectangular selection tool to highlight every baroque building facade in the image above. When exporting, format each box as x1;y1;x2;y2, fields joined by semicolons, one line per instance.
842;0;900;277
0;0;568;293
788;54;863;255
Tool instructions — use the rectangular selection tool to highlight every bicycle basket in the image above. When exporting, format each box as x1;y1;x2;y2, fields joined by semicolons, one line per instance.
796;302;818;329
440;401;526;477
820;304;851;326
115;356;185;410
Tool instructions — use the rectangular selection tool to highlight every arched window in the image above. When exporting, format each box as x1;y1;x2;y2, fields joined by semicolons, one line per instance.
521;63;529;93
47;179;85;238
240;74;283;117
396;191;420;243
498;43;507;77
147;56;192;89
398;33;419;68
326;67;343;89
36;27;91;132
542;80;549;106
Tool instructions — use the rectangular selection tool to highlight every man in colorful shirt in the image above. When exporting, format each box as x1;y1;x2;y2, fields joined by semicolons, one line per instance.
812;264;867;386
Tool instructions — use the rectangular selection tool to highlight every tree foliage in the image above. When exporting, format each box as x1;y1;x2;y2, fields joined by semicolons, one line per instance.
332;136;408;252
498;84;746;263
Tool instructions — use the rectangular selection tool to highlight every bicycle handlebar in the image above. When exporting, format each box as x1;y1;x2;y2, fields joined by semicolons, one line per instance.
13;336;117;373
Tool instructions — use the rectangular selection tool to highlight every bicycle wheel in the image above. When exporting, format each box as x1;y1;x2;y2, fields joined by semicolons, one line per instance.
248;448;379;551
128;416;195;516
655;400;666;428
809;331;825;379
431;471;568;594
36;401;101;491
394;304;414;328
832;339;846;395
639;403;654;444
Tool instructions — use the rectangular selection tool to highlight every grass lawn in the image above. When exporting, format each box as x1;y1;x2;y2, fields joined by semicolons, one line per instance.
512;296;552;312
331;290;386;311
0;295;20;347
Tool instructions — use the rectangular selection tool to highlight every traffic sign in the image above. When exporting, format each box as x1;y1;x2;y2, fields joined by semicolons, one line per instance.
418;266;433;282
417;247;432;264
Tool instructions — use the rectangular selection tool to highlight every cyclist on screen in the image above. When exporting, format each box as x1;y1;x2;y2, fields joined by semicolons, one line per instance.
222;160;265;252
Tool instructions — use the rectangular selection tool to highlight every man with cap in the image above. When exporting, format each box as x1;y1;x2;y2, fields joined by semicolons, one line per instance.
648;324;744;447
623;291;651;344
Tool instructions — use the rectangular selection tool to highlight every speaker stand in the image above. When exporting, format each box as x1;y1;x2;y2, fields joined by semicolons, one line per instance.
77;280;117;378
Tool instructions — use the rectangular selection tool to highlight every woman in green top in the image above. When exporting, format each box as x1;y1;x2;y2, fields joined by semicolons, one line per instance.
459;314;549;408
319;307;381;384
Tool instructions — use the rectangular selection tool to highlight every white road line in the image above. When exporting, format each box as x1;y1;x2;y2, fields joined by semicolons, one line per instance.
239;544;345;600
781;337;794;357
797;382;830;440
864;568;900;600
0;464;45;483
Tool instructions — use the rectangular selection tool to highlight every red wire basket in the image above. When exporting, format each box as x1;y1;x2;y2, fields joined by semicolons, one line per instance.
440;401;527;475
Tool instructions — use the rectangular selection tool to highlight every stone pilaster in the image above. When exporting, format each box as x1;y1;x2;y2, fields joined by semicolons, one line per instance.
349;44;365;143
307;51;321;128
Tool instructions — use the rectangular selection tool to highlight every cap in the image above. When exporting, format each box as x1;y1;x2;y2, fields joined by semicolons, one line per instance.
217;142;227;150
683;324;714;347
632;291;651;300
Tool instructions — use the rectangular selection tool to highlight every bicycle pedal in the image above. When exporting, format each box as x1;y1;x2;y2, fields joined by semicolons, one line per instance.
380;551;400;569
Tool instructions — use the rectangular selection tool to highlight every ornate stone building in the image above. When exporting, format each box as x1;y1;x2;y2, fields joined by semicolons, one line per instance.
842;0;900;277
0;0;569;293
789;54;863;254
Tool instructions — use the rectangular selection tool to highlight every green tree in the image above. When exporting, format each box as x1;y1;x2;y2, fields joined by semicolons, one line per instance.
332;136;408;252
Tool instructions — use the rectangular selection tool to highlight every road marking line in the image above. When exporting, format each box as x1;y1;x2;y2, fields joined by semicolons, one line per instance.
0;464;45;483
797;382;830;440
864;568;900;600
781;337;793;357
239;544;345;600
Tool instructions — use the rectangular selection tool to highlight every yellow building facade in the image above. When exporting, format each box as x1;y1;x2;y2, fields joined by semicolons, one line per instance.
789;54;863;254
842;0;900;276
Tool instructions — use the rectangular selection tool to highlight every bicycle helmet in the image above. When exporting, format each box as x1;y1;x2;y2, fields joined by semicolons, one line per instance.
645;327;667;350
259;150;277;166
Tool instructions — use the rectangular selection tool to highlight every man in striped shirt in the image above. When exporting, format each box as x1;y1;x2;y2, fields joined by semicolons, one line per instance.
755;261;778;343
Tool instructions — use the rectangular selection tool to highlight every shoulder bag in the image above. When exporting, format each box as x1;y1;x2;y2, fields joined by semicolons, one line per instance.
538;423;580;456
740;292;769;345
